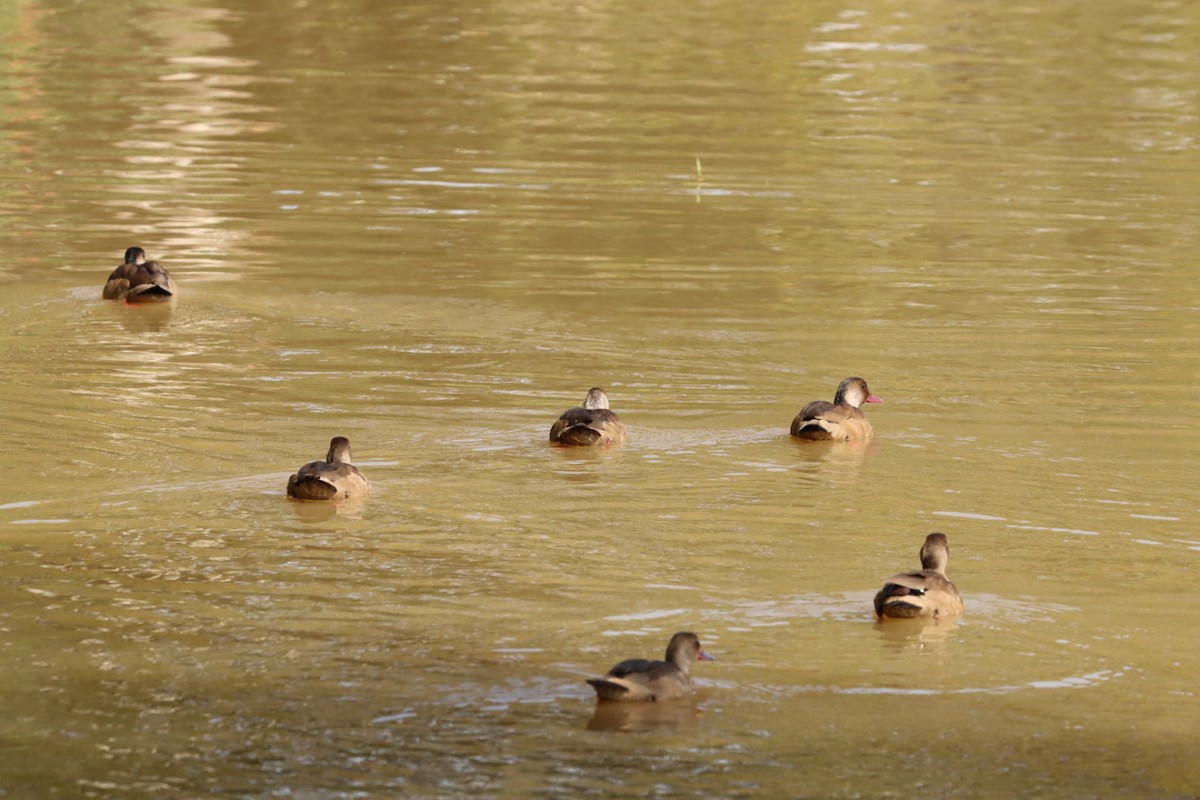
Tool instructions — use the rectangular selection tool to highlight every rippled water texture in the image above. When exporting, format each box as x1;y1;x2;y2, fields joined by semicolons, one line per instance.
1;0;1198;796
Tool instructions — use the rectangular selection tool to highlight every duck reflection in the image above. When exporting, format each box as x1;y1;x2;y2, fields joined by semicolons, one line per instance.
874;615;960;655
586;698;703;733
105;298;175;333
287;494;367;523
791;438;878;485
548;443;624;483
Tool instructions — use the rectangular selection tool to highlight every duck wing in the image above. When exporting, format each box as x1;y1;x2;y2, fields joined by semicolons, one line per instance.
605;658;672;679
126;261;176;300
875;570;962;618
550;408;625;445
791;401;870;440
102;262;139;300
287;460;368;500
104;261;176;301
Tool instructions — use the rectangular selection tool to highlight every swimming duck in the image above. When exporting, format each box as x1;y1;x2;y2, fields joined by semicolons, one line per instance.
586;631;715;702
550;387;627;446
790;376;882;441
286;436;370;501
874;533;964;620
102;247;177;302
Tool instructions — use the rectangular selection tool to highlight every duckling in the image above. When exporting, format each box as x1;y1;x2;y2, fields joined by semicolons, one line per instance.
550;387;627;446
874;533;964;620
286;437;370;501
587;632;715;702
790;376;882;441
102;247;177;303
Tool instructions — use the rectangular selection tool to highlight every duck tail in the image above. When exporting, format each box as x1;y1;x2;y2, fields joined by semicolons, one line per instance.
877;598;926;619
287;476;339;501
875;582;928;619
557;426;603;446
125;284;175;302
790;420;833;440
587;678;632;702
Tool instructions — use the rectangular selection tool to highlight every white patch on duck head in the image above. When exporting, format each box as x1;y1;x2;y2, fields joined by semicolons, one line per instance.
834;376;881;408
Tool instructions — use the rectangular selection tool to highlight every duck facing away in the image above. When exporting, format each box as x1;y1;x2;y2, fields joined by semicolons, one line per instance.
790;376;882;442
874;533;964;620
587;631;715;702
286;436;370;501
102;247;178;303
550;387;627;446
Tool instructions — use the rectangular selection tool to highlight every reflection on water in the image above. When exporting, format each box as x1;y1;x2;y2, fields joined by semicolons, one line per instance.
105;298;176;334
286;494;368;523
874;615;960;655
789;437;878;486
587;698;704;733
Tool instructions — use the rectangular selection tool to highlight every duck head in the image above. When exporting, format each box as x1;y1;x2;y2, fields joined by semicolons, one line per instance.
919;532;951;573
582;387;611;410
665;632;716;669
834;377;883;408
326;436;354;464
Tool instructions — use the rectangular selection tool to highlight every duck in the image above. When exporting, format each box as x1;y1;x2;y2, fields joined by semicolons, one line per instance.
874;533;964;620
286;436;370;501
586;631;715;702
790;376;882;441
102;247;178;302
550;387;627;446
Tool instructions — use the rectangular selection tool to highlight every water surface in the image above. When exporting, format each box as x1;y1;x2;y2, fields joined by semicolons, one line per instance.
1;0;1198;796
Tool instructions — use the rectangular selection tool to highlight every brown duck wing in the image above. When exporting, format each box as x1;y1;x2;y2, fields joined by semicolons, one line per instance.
102;263;138;299
287;460;368;500
605;658;673;680
287;460;335;500
586;677;634;701
873;570;927;616
882;571;930;592
798;400;835;421
791;400;842;438
815;404;861;425
791;401;870;440
104;261;176;301
124;262;176;301
288;474;338;500
550;408;625;445
550;407;588;442
875;570;962;618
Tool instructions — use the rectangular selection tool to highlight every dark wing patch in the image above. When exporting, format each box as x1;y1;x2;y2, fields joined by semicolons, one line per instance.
103;261;175;300
550;406;589;442
102;263;137;299
798;400;835;421
605;658;659;678
287;459;366;500
287;474;338;500
586;678;632;701
551;407;622;444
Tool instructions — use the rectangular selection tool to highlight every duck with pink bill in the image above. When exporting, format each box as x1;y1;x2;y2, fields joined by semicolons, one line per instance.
587;632;715;703
790;376;883;442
